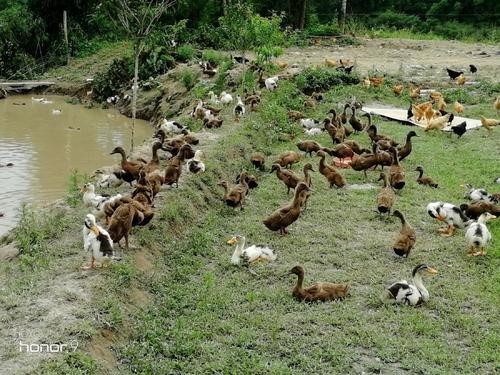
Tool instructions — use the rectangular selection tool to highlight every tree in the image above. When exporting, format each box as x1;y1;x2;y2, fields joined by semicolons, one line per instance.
217;3;285;85
110;0;176;152
340;0;347;33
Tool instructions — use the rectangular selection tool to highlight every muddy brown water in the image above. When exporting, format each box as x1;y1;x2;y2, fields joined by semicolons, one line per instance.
0;95;152;235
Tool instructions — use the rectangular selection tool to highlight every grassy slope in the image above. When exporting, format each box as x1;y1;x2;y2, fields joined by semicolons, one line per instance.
114;82;500;374
8;54;499;373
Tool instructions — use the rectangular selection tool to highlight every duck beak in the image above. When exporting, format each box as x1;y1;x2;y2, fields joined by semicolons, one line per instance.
80;186;85;192
227;238;237;245
426;267;438;275
436;215;445;222
90;225;100;236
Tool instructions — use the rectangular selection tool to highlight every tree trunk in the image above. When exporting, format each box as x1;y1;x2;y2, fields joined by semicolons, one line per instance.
298;0;307;30
340;0;347;34
289;0;307;30
131;48;139;153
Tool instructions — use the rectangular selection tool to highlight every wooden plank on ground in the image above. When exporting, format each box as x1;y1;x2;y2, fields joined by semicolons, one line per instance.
362;106;482;132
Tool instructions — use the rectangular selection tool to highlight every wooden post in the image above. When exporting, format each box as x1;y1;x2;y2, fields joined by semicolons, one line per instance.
340;0;347;34
63;10;69;64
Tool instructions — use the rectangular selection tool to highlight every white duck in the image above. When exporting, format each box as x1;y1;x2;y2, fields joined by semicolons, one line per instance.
208;91;220;105
93;170;124;188
220;91;233;105
465;212;496;256
426;201;472;236
233;96;245;122
265;76;279;91
463;184;497;203
186;150;205;174
227;235;276;266
159;118;187;134
82;214;114;269
52;109;62;115
495;177;500;184
81;183;122;219
304;128;323;136
385;264;438;306
31;97;45;102
300;118;321;129
41;99;53;104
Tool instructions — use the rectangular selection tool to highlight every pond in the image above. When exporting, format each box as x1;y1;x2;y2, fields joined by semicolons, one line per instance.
0;94;152;235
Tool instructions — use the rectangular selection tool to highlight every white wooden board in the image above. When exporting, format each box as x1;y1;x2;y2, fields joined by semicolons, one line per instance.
362;106;482;132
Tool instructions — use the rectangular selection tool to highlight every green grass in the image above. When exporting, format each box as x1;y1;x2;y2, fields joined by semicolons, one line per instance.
111;79;498;373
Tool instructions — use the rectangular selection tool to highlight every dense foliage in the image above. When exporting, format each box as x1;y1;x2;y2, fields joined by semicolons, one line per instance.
0;0;498;78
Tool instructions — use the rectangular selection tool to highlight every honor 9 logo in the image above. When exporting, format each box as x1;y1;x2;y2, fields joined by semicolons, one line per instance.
16;329;78;354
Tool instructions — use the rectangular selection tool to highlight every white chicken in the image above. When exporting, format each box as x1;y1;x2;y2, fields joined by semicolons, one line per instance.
465;212;496;256
265;76;279;91
220;91;233;105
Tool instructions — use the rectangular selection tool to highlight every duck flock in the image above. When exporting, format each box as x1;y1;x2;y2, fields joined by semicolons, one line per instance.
82;64;499;307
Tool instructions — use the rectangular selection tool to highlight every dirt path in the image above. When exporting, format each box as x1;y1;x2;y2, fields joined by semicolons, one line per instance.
281;37;500;82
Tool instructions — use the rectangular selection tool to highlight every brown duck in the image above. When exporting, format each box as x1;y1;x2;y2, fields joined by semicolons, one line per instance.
219;171;249;210
317;150;345;188
289;265;350;302
415;166;438;188
274;151;300;169
110;146;145;181
349;106;364;132
392;210;416;257
388;147;405;190
263;182;310;234
460;202;500;220
250;152;266;170
377;172;395;215
397;131;418;161
144;142;165;174
296;140;322;157
271;163;301;194
107;203;144;249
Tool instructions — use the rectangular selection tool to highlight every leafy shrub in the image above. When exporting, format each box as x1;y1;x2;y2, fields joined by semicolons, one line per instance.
92;57;133;101
180;69;195;90
372;10;420;30
296;67;360;95
306;19;341;36
176;44;196;62
140;47;175;78
202;49;229;67
213;60;233;93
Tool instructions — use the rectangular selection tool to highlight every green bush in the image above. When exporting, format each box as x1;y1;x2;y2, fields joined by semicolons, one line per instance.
202;49;229;67
176;44;196;62
373;10;420;30
180;69;195;90
92;57;133;101
296;67;360;95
